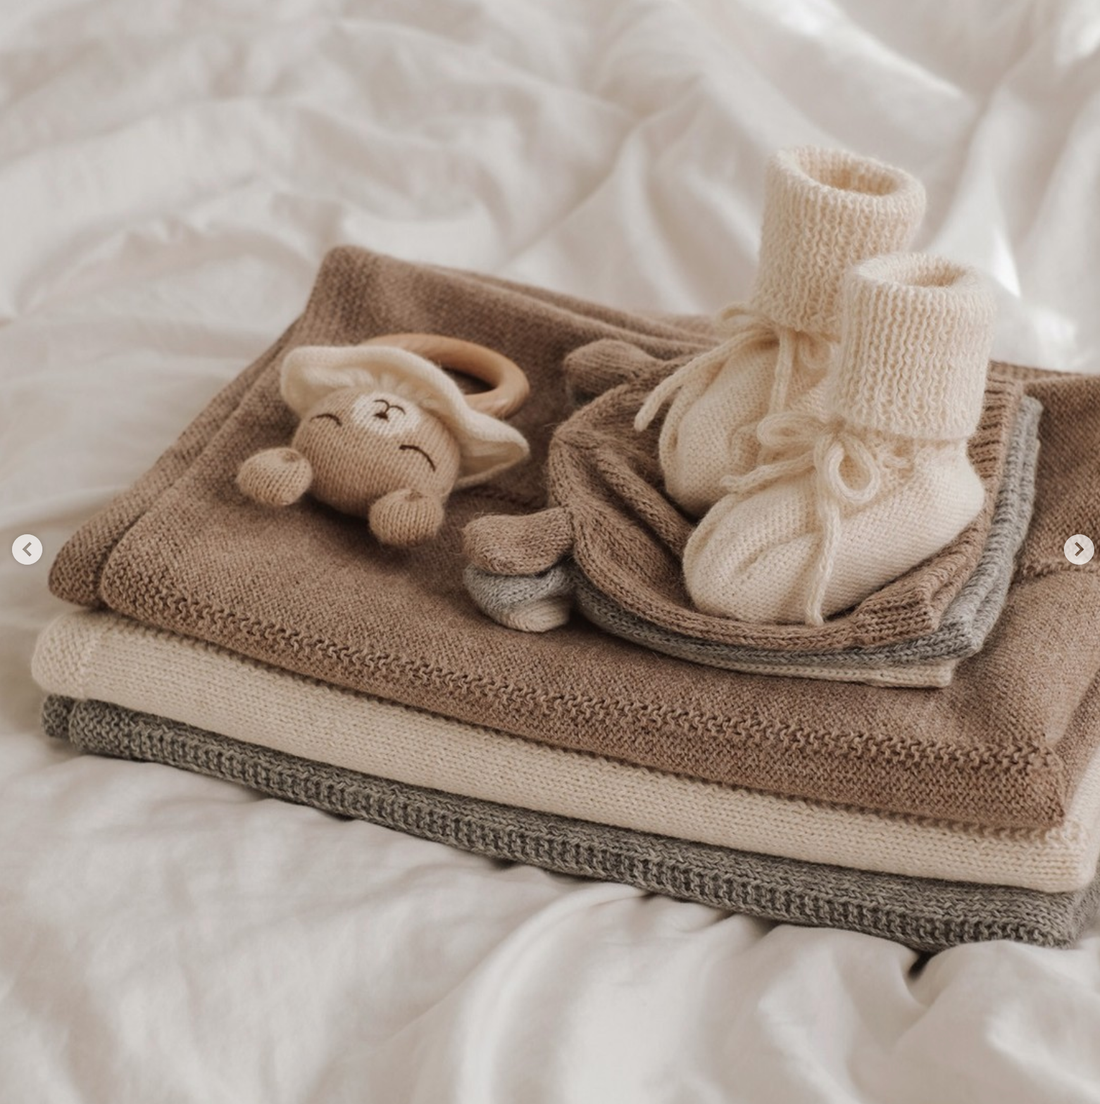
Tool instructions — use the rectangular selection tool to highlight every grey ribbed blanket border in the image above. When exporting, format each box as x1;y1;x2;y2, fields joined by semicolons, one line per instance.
41;695;1100;953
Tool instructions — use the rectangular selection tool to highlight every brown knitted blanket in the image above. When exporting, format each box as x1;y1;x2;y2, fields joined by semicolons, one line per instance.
49;246;1100;830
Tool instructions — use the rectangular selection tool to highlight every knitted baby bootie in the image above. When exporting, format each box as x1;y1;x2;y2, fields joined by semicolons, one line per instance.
635;146;926;517
682;252;995;626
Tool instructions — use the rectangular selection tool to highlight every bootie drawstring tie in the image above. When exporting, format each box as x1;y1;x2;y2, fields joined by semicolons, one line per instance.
720;412;911;626
633;305;831;438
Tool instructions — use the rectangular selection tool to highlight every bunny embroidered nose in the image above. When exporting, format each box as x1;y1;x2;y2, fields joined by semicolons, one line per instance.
351;393;421;434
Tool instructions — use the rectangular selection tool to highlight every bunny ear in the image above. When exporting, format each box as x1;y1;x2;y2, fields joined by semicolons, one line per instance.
279;343;530;487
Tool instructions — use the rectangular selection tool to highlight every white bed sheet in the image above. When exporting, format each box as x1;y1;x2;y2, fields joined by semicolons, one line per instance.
3;1;1100;1100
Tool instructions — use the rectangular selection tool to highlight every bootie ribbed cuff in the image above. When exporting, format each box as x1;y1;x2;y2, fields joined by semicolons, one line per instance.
749;147;926;337
831;253;995;441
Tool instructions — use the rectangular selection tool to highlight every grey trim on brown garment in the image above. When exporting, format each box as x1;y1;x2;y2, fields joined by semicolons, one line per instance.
574;397;1043;671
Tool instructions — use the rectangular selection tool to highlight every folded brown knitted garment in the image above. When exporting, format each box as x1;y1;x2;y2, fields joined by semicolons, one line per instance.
465;353;1025;651
48;246;1100;830
464;396;1042;687
42;696;1100;953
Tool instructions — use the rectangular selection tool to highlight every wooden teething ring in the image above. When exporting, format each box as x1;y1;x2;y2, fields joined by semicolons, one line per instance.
364;333;530;420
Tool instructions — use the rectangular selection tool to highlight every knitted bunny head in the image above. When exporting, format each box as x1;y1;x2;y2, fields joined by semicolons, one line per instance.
237;342;529;547
290;386;462;517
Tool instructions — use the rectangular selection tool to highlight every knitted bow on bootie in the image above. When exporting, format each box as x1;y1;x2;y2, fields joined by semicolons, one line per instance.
714;410;917;625
633;301;833;470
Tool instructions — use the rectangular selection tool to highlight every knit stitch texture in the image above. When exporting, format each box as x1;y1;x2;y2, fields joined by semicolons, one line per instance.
494;344;1024;648
682;252;995;624
42;697;1100;953
466;564;955;686
46;246;1100;830
466;394;1040;686
29;610;1100;894
633;147;927;515
751;148;928;336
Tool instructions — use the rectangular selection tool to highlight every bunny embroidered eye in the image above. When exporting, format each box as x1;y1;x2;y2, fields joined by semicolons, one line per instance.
399;443;437;471
310;412;342;426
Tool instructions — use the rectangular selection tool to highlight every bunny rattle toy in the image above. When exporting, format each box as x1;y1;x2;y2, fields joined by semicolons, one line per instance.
237;334;530;547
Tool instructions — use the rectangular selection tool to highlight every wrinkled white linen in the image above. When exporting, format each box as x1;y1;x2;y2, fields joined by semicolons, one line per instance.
2;1;1100;1100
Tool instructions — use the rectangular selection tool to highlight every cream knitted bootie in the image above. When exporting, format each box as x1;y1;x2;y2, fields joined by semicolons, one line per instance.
682;252;995;626
635;146;926;517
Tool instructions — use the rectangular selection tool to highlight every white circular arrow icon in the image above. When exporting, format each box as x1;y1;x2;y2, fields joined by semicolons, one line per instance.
11;534;43;565
1065;534;1095;566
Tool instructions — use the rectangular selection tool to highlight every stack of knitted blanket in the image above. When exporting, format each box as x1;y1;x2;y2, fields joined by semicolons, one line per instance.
32;246;1100;952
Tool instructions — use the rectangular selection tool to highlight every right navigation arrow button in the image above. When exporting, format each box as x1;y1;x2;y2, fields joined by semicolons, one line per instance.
1065;534;1096;565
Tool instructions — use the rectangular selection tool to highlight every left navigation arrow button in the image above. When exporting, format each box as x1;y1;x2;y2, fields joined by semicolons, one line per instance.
11;533;43;565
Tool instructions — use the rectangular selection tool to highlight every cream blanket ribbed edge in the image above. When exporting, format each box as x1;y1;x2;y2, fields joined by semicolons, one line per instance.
31;609;1100;893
